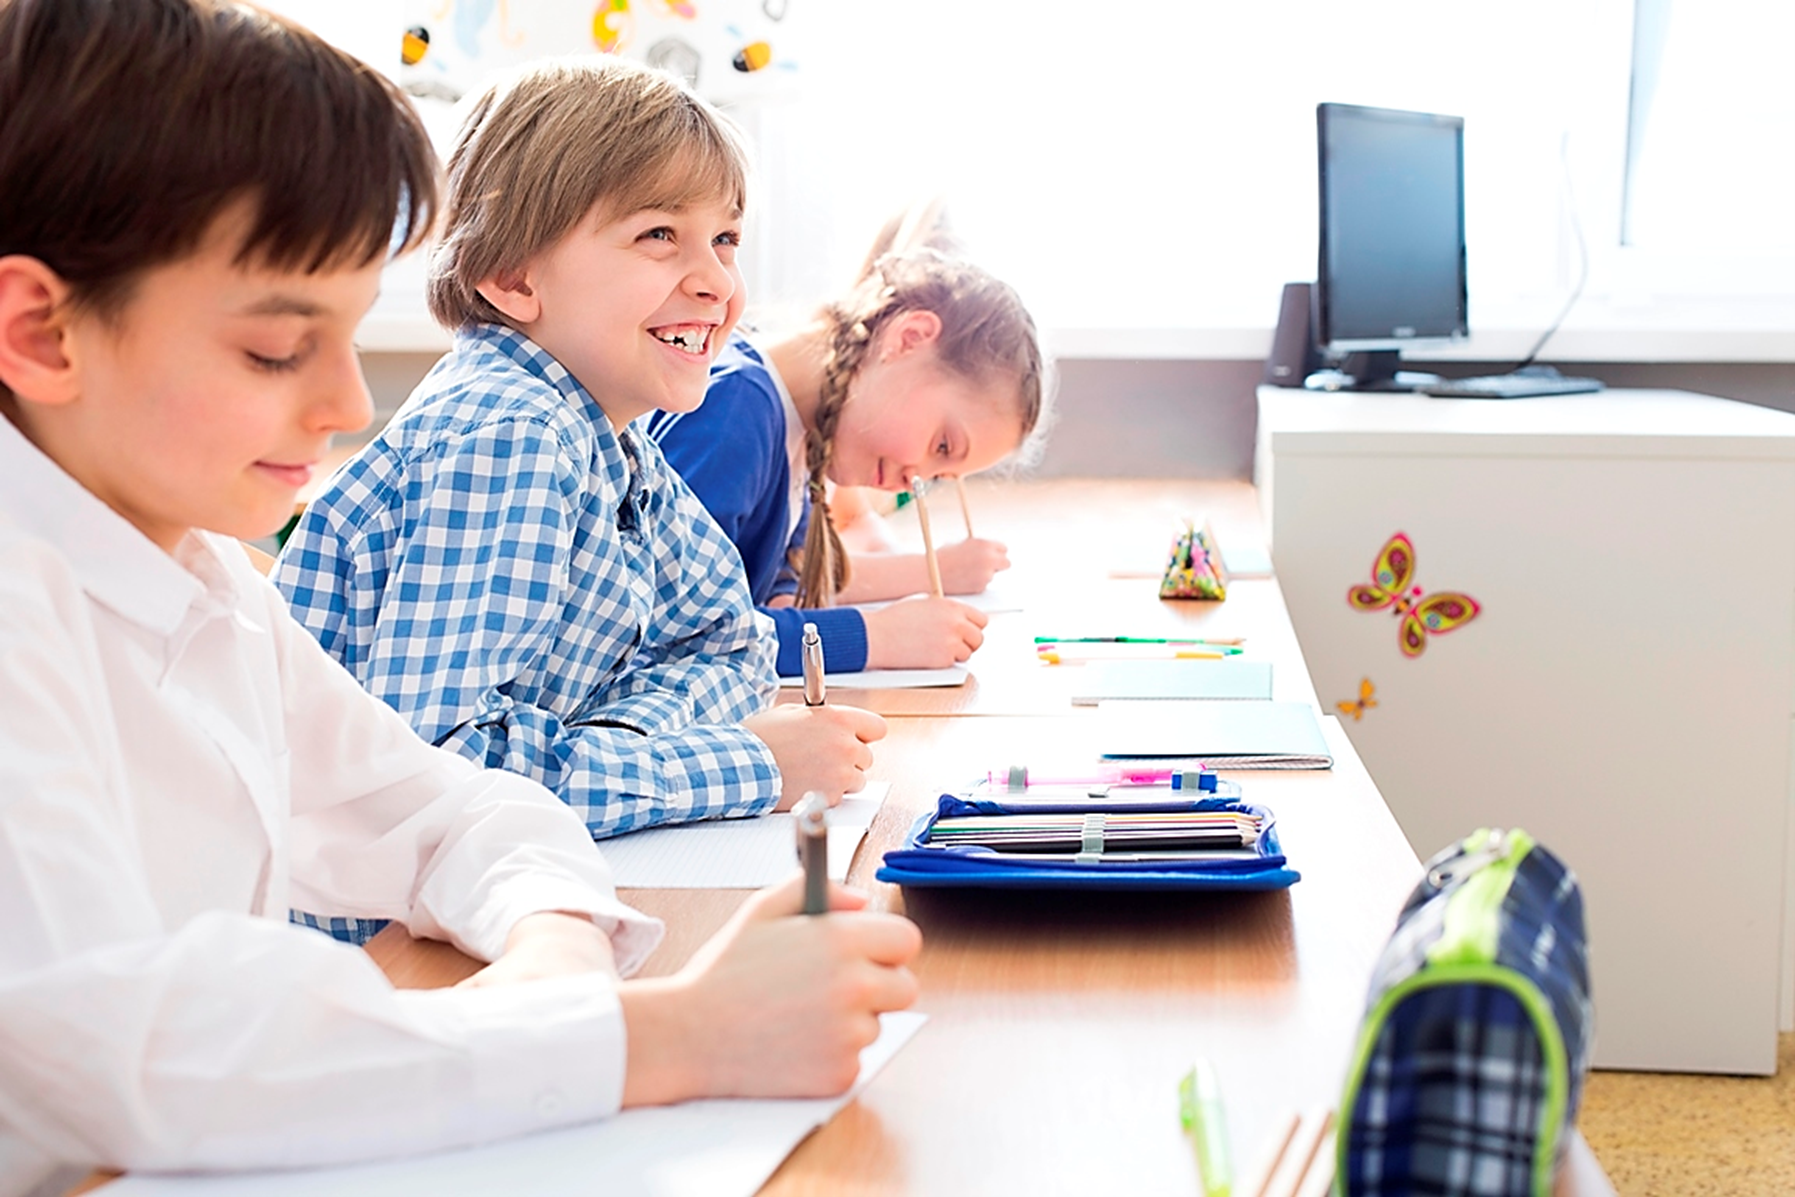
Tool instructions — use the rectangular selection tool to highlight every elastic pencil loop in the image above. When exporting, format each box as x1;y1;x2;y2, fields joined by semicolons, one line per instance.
1006;765;1029;792
1076;812;1106;862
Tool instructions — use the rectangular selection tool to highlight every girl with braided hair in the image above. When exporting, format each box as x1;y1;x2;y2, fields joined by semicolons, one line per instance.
650;226;1046;679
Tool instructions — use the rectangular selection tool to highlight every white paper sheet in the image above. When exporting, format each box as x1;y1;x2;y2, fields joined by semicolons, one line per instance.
778;666;968;689
851;586;1023;615
596;784;888;888
109;1011;928;1197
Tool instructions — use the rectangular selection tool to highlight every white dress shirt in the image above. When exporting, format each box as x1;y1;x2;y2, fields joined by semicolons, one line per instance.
0;417;665;1193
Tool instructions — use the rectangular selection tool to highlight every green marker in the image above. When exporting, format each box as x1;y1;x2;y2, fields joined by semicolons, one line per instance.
1179;1059;1232;1197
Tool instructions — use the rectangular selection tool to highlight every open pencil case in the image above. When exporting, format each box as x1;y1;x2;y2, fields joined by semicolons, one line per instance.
876;794;1300;891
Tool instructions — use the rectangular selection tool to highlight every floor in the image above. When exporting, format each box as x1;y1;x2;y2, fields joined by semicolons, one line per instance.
1579;1033;1795;1195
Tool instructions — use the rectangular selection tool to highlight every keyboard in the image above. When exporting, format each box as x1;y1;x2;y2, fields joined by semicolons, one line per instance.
1421;369;1604;400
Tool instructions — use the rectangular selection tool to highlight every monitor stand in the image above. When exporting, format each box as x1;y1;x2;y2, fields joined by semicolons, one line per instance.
1340;351;1406;391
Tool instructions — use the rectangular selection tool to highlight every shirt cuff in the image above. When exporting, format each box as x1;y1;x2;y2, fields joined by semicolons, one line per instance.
404;972;632;1137
456;881;665;976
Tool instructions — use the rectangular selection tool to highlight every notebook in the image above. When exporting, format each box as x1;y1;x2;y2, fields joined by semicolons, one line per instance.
598;785;887;888
1095;700;1333;769
1069;660;1273;706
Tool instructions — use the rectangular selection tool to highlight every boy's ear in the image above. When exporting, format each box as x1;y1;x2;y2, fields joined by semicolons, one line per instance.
0;256;80;406
878;309;943;362
475;266;542;326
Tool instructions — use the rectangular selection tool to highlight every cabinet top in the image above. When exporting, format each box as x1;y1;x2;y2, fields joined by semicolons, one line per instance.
1258;387;1795;460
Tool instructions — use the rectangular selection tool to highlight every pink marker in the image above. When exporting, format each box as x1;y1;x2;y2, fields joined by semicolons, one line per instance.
986;765;1210;791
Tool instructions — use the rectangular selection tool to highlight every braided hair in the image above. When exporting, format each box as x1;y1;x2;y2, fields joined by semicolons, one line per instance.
793;247;1045;608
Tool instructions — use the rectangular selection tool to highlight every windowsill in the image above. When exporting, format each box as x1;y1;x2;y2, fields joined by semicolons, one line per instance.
356;300;1795;364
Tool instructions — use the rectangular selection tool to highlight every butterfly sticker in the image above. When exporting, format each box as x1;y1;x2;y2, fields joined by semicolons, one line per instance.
1348;533;1481;658
1337;677;1377;720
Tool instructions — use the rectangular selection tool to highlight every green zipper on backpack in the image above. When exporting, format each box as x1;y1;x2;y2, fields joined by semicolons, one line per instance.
1334;828;1569;1197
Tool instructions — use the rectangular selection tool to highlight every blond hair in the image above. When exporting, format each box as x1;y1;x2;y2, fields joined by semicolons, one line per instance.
795;226;1046;608
427;55;748;330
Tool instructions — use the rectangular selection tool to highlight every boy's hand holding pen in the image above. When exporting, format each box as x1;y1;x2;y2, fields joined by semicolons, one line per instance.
748;622;886;809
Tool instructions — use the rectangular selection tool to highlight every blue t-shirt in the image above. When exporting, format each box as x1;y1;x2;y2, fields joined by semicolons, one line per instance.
648;336;870;676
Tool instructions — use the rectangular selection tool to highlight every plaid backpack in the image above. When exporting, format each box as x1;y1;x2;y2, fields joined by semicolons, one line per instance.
1337;827;1594;1196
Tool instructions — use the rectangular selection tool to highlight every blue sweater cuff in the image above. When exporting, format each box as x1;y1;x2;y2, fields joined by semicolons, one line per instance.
768;605;869;676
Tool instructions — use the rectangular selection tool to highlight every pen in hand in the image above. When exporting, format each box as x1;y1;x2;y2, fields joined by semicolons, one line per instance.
802;620;826;706
793;791;830;915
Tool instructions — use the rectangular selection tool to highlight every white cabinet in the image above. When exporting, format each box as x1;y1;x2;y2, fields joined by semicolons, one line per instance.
1258;385;1795;1074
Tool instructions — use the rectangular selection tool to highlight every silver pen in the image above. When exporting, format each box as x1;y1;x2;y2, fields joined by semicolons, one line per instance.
793;791;830;915
801;620;826;706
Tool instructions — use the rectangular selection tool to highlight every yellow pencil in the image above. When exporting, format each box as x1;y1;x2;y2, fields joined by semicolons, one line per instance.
911;478;944;598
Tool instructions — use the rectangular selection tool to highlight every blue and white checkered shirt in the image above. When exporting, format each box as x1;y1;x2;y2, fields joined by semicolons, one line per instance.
274;324;781;850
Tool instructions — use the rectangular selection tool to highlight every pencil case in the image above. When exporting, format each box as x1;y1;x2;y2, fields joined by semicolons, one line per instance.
875;795;1299;891
1159;519;1229;600
1336;827;1592;1197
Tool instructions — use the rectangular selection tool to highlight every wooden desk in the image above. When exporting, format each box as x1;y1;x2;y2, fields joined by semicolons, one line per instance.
369;713;1416;1196
86;479;1609;1194
366;478;1428;1195
780;477;1317;716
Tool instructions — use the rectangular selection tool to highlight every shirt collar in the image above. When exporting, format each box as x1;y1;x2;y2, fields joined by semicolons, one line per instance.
456;322;647;526
0;414;238;637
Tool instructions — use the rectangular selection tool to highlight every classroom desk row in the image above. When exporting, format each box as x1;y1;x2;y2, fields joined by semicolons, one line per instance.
92;478;1609;1194
366;478;1420;1196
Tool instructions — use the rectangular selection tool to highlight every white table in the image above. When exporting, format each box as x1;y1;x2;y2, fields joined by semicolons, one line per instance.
1258;385;1795;1074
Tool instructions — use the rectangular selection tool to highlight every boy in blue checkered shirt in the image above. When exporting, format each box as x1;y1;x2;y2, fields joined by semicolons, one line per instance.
274;57;885;892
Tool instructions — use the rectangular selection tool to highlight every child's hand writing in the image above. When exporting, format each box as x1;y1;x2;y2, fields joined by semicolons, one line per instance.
617;876;922;1104
936;536;1010;595
742;703;887;808
455;911;619;989
863;596;986;669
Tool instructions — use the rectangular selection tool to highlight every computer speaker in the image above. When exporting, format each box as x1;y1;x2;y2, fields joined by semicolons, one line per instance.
1263;282;1322;387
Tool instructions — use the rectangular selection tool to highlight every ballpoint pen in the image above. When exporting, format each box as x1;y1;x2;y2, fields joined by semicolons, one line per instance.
801;621;826;706
1180;1059;1233;1197
910;477;944;598
793;792;830;915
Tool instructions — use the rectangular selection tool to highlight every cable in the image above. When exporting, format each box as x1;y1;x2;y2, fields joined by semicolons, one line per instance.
1513;132;1590;372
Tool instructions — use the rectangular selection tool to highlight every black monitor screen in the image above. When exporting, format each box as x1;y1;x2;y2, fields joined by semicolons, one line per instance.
1316;103;1467;349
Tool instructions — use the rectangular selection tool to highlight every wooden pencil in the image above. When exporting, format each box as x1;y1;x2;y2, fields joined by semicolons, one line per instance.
911;477;944;598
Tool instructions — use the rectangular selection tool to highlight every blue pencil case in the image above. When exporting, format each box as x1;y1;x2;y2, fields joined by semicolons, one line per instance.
876;794;1300;891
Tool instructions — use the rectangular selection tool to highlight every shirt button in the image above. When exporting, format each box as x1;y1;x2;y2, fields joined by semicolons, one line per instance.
534;1090;565;1119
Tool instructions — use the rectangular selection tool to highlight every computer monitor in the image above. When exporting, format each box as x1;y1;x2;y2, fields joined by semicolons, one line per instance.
1315;102;1467;390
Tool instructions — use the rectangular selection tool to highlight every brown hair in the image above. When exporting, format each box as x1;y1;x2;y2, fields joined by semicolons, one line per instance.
795;223;1047;607
428;55;749;330
0;0;437;331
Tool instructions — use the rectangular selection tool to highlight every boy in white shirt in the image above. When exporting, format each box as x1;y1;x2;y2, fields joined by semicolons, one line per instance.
0;1;920;1192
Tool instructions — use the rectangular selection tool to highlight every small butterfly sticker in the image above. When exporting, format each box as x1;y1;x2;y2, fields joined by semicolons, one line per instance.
1337;677;1377;720
1348;533;1481;658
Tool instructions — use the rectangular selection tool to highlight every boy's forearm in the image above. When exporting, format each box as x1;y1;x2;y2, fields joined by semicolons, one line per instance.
442;710;779;839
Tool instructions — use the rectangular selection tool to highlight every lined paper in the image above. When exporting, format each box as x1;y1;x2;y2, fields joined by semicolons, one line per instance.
598;784;889;888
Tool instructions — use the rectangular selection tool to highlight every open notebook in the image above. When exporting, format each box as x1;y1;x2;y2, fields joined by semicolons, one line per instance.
1069;660;1273;705
1096;700;1333;769
597;784;888;888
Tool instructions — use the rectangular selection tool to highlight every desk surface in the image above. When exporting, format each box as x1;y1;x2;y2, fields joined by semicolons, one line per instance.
367;477;1426;1196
